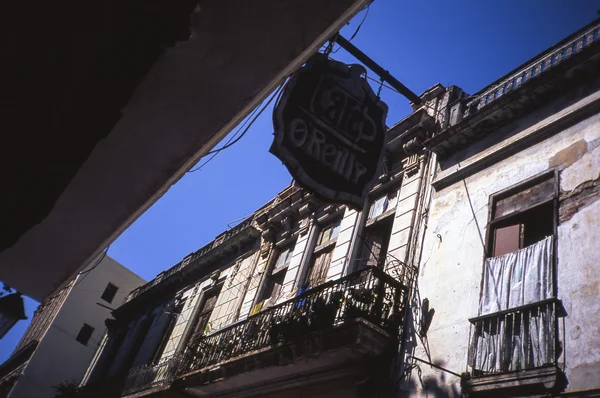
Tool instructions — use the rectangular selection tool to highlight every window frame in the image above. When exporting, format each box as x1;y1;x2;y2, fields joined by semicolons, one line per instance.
76;323;95;346
191;285;222;337
366;190;398;224
358;215;394;270
272;243;295;273
302;218;342;288
150;297;188;365
258;268;287;305
481;169;559;302
468;170;561;379
315;219;341;250
100;282;119;304
257;243;295;306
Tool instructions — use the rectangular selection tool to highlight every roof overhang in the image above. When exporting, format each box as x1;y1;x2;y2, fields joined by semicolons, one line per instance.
1;0;370;301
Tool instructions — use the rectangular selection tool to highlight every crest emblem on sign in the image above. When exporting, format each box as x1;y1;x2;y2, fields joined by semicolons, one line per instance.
271;54;388;209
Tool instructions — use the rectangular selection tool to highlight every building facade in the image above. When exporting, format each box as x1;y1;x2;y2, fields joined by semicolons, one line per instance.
78;94;435;397
81;18;600;398
399;18;600;398
0;255;145;398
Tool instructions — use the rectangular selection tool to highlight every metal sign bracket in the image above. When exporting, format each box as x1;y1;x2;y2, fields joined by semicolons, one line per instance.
333;34;421;105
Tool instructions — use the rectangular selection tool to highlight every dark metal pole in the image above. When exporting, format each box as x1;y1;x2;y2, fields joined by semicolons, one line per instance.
334;35;421;105
409;356;463;378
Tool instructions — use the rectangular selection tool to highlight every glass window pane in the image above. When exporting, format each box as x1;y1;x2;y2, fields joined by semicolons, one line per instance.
100;283;119;304
319;226;332;245
76;324;94;345
330;221;341;241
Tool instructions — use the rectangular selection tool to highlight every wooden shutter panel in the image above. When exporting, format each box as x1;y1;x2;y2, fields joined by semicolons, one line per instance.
492;224;524;257
494;176;555;219
308;251;332;287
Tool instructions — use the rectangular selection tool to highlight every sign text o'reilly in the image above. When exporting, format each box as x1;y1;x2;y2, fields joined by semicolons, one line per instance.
271;54;388;209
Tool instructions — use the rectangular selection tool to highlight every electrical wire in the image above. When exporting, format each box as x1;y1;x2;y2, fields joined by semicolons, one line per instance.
330;1;372;54
364;74;451;122
73;246;110;288
186;95;264;173
348;2;371;42
226;214;253;229
187;84;285;174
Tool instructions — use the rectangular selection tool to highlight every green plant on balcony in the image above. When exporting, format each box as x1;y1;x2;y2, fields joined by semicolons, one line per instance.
309;291;344;331
344;287;376;321
269;291;345;344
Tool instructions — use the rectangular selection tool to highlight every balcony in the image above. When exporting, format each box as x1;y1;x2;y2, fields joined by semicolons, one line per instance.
465;298;563;395
121;354;185;397
120;266;408;397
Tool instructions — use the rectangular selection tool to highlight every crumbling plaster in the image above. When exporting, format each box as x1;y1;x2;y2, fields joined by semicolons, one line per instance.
557;199;600;391
403;106;600;396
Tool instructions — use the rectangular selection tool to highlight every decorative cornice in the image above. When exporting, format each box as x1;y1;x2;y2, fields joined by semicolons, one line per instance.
425;24;600;158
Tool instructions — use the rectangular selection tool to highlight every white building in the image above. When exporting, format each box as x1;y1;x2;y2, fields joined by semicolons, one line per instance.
80;18;600;398
400;18;600;397
0;255;144;398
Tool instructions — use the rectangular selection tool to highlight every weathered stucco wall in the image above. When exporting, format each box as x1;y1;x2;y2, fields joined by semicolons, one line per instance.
403;92;600;396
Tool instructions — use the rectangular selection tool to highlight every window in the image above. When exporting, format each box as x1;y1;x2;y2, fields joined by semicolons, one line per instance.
258;244;294;306
356;191;397;272
469;172;558;376
487;175;555;258
191;287;221;338
305;250;333;288
151;301;183;364
76;323;94;345
100;283;119;304
259;268;286;305
273;244;295;271
317;220;341;247
368;191;398;221
358;216;393;270
303;219;341;288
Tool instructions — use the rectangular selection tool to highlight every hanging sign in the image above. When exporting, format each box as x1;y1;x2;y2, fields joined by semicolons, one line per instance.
271;54;388;209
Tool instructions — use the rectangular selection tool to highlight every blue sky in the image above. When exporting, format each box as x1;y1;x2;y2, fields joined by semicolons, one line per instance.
1;1;597;363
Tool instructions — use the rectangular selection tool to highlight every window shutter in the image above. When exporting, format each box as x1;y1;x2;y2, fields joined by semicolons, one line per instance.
494;177;554;219
493;224;524;257
308;251;332;287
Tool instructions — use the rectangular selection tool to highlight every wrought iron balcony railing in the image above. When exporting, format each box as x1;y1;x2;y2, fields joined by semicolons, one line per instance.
121;353;185;396
179;266;407;376
467;21;600;114
468;298;559;376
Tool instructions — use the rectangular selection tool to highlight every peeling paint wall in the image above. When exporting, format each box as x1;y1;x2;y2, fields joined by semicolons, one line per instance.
404;91;600;396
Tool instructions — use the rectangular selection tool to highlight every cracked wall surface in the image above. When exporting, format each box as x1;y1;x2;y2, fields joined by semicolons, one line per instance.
402;93;600;397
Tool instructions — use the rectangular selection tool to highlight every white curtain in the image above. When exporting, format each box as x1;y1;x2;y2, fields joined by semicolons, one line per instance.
473;236;554;373
480;236;553;315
